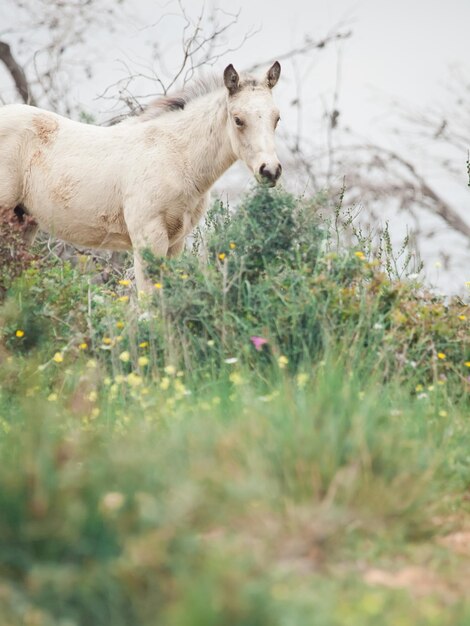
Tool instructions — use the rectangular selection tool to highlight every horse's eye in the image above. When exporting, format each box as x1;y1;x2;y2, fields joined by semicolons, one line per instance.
234;116;244;127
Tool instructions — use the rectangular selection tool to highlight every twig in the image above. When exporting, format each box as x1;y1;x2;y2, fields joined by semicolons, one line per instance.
0;40;36;105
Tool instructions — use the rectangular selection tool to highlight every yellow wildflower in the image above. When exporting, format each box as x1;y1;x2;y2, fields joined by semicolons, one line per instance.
229;242;236;250
160;377;170;390
119;351;130;362
109;384;118;398
52;352;64;363
102;337;112;345
86;359;97;369
116;321;125;329
437;352;446;360
15;329;25;338
438;410;448;418
88;390;98;402
118;279;131;286
138;356;149;367
181;273;189;280
465;362;470;368
415;384;423;392
0;418;11;434
218;252;226;261
278;355;289;369
139;341;149;348
79;342;88;350
47;393;58;402
174;379;188;395
354;251;365;260
458;315;467;321
154;283;162;290
164;365;176;375
229;371;243;385
127;372;142;387
296;373;309;389
117;295;129;303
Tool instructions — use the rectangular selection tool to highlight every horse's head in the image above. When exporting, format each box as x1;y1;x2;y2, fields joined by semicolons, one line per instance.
224;62;282;187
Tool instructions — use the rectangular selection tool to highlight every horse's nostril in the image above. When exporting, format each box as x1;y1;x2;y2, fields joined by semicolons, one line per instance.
259;163;281;182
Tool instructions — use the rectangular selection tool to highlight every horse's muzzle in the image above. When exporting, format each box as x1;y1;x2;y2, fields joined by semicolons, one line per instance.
258;162;282;187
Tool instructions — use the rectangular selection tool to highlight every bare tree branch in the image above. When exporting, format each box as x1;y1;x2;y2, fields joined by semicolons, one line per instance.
247;30;352;73
351;144;470;240
0;40;36;105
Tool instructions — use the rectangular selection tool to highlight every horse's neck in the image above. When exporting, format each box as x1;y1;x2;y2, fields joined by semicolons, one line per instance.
166;92;236;193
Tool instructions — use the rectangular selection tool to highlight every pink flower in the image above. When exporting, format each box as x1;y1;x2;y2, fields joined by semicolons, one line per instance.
250;336;268;351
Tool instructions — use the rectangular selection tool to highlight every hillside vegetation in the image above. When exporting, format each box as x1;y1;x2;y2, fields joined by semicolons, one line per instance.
0;188;469;626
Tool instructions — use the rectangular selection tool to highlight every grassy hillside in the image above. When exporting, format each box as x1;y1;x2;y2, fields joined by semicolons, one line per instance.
0;188;469;625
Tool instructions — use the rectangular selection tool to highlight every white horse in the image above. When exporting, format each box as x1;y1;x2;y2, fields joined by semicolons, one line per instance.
0;62;282;291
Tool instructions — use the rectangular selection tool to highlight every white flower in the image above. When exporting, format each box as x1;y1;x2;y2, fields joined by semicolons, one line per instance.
101;491;125;513
224;357;238;364
138;311;152;322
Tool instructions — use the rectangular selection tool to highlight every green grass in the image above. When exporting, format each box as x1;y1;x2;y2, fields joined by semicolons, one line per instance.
0;188;469;625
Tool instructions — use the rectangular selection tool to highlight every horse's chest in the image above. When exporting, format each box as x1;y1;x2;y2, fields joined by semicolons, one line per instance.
164;196;206;244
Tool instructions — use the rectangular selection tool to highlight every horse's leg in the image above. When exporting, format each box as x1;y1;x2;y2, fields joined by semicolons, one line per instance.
168;238;185;258
126;213;169;293
24;224;39;245
166;196;206;258
10;204;39;244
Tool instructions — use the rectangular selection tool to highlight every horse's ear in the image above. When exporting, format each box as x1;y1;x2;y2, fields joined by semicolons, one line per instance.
266;61;281;89
224;64;240;96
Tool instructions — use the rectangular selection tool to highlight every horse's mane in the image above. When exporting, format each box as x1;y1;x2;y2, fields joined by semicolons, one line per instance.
134;75;222;122
136;72;260;122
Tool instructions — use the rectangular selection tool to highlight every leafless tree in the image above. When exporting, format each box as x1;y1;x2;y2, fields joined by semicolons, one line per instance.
281;48;469;284
0;0;126;114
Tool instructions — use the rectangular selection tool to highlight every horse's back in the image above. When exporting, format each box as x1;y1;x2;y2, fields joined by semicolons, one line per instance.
0;103;52;133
